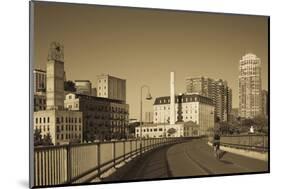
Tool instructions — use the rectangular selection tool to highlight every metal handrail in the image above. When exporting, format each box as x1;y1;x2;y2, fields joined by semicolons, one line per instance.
33;137;192;187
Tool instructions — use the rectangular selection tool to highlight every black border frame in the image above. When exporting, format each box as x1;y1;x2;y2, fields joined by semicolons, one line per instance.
29;1;270;188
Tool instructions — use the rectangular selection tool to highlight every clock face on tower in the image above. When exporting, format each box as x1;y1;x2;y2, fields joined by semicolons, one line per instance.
47;41;64;62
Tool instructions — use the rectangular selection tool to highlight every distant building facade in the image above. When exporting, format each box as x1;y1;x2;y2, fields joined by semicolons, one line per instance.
185;77;232;122
75;80;92;95
261;90;268;117
34;92;46;111
144;112;153;123
34;42;83;145
97;74;126;102
33;69;46;93
239;53;262;118
91;87;97;96
64;93;129;141
34;110;83;145
135;122;197;138
153;94;214;135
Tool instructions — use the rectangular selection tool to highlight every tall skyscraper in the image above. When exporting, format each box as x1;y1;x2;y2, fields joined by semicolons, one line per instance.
97;74;126;102
261;90;268;117
185;77;232;122
239;53;262;118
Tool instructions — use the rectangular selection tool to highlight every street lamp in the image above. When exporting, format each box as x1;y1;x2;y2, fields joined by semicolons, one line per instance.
140;85;152;155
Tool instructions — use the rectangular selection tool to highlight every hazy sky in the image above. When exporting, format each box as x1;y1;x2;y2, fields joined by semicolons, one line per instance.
33;2;268;119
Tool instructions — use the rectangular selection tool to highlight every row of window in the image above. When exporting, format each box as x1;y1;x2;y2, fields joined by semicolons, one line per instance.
158;97;198;104
155;106;198;111
35;125;49;132
56;117;82;124
57;133;81;140
155;110;197;115
35;117;50;124
56;124;81;132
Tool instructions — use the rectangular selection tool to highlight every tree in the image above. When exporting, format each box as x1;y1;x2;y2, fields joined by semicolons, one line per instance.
64;80;76;92
34;128;43;146
167;128;176;136
42;133;53;146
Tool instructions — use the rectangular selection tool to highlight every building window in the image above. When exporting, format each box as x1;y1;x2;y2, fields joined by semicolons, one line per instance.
56;117;59;123
69;95;72;99
61;134;64;140
154;129;157;131
61;125;64;131
36;118;38;124
47;117;50;123
79;118;81;123
39;118;41;123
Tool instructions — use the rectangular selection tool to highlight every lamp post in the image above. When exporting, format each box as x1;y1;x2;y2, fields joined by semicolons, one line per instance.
140;85;152;155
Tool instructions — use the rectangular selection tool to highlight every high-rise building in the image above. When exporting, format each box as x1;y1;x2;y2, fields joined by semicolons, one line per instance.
239;53;262;118
33;69;46;93
97;74;126;102
75;80;92;95
185;77;232;122
34;42;83;145
261;90;268;117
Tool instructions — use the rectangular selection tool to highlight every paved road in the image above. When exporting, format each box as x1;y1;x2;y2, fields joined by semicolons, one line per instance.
105;138;268;181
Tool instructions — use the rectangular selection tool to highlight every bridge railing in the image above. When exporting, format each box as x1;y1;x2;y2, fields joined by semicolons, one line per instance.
217;134;268;152
33;137;193;187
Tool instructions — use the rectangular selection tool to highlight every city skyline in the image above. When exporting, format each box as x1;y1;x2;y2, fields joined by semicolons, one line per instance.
33;2;268;119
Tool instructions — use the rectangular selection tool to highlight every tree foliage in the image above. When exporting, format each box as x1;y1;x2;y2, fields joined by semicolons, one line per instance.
34;128;53;146
64;80;76;92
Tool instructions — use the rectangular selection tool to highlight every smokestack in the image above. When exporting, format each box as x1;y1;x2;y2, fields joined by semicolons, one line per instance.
170;72;175;124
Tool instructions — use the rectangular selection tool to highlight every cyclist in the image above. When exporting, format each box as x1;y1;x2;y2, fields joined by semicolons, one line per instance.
213;132;221;159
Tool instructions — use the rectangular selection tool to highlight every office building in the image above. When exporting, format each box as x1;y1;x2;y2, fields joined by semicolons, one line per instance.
97;74;126;102
33;69;46;93
261;90;268;117
186;77;232;122
64;93;129;141
34;92;46;111
239;53;262;118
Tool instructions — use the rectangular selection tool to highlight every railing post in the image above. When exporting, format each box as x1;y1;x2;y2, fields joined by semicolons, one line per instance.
66;145;72;184
97;143;101;177
123;140;126;161
113;141;116;168
130;140;132;157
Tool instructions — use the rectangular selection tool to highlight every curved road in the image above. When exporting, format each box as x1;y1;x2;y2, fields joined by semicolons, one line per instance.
105;138;268;181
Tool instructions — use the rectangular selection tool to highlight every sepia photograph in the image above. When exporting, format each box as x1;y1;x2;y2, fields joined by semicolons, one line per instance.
30;1;269;188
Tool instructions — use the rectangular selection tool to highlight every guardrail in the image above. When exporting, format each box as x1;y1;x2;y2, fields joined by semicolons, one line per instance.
210;134;268;152
33;137;194;187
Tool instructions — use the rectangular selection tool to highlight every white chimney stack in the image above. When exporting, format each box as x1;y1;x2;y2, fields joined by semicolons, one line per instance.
170;72;175;125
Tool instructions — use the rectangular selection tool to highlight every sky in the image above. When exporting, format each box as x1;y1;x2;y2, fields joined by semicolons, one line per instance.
33;2;268;119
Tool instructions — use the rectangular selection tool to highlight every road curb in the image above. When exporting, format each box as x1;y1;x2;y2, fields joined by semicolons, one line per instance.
207;142;268;161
